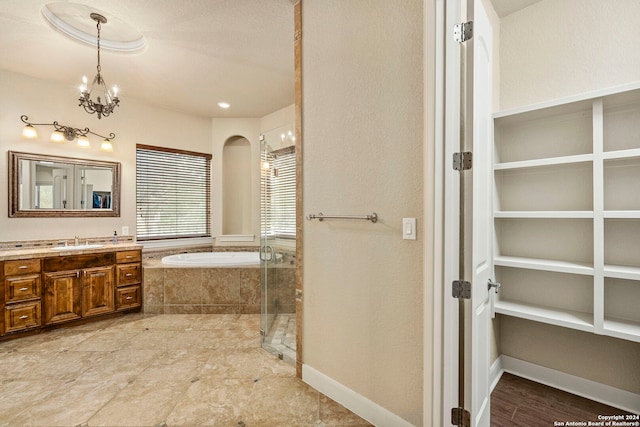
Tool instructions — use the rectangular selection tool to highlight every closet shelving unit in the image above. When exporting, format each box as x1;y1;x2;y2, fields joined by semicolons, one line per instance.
492;83;640;343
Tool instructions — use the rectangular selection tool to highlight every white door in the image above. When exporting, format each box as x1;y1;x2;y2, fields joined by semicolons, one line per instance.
443;0;494;425
468;0;494;426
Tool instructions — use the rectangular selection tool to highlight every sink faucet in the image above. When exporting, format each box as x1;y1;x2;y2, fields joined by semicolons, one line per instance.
74;235;79;246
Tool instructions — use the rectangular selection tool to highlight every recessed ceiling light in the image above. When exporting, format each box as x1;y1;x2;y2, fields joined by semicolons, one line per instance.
218;102;230;109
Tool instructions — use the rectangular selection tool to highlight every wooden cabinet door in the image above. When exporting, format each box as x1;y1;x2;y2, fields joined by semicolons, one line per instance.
82;266;115;317
43;270;82;325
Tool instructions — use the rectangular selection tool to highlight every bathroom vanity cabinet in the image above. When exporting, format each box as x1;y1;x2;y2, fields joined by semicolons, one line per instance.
43;253;116;324
115;250;142;311
0;246;142;339
492;84;640;343
2;258;42;333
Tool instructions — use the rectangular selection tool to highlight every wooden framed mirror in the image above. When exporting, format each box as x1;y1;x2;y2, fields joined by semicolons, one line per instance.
8;151;121;218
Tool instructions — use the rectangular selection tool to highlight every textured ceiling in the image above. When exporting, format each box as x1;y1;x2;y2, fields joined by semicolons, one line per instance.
0;0;295;118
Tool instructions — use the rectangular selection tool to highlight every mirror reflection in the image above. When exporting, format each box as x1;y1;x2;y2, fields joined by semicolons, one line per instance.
9;151;120;217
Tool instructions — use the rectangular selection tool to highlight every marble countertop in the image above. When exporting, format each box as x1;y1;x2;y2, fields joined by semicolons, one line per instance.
0;243;143;262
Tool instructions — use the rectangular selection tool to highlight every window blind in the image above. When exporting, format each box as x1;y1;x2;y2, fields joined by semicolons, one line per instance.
136;144;211;241
261;146;296;239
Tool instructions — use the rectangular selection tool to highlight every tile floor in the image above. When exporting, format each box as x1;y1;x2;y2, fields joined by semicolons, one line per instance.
0;314;372;427
263;313;297;364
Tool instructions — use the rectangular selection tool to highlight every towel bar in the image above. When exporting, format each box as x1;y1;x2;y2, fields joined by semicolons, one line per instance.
306;212;378;223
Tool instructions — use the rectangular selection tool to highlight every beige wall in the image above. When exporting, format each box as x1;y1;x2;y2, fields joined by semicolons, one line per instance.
211;106;294;245
1;70;290;246
302;1;424;425
211;117;260;245
501;318;640;394
499;0;640;110
495;0;640;393
0;70;212;243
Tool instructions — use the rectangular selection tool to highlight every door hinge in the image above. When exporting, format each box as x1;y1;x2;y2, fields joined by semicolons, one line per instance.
453;152;472;171
451;407;471;427
454;21;473;43
452;280;471;299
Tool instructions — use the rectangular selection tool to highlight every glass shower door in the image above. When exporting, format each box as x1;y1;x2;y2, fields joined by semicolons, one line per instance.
260;133;297;364
260;138;279;358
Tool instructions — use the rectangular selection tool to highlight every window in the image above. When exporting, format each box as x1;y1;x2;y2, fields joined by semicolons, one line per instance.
136;144;211;241
261;146;296;239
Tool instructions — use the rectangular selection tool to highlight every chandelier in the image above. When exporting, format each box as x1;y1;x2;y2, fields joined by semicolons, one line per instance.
78;13;120;119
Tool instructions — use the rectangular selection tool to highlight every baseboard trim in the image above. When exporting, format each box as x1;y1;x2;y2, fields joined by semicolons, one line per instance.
302;364;415;427
500;355;640;414
489;356;504;393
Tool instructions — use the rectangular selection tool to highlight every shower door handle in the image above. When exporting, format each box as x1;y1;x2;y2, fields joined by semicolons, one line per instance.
260;245;274;262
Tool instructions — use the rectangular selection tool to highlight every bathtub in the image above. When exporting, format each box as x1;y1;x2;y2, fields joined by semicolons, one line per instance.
161;251;260;267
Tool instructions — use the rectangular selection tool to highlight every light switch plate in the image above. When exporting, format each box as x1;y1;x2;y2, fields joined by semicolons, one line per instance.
403;218;416;240
122;226;129;236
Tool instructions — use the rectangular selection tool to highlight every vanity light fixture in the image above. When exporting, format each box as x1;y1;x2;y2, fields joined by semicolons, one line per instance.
78;13;120;119
20;115;116;151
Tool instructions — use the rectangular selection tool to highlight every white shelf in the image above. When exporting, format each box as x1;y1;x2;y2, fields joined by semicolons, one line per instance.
494;81;640;119
495;211;593;219
494;153;593;170
603;317;640;343
494;84;640;344
494;256;594;276
603;264;640;281
604;210;640;218
603;148;640;160
495;300;594;333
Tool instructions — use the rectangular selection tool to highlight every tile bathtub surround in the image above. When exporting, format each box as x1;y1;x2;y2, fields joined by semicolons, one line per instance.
0;313;372;427
143;265;262;314
142;248;296;315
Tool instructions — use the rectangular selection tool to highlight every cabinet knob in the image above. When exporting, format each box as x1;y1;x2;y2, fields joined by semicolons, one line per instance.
125;273;133;277
18;265;28;269
125;296;133;300
125;256;133;259
19;315;29;319
19;287;29;291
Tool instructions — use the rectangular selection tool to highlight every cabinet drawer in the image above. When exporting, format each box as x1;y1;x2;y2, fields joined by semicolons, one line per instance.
116;285;141;310
116;250;141;264
4;259;40;276
5;301;41;333
116;264;141;286
5;274;41;302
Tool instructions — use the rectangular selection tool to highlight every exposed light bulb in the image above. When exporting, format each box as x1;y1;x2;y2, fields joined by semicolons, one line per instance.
217;102;230;109
112;86;118;97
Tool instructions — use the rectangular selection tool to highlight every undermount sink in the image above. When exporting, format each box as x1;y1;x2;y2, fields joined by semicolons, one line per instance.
51;244;105;251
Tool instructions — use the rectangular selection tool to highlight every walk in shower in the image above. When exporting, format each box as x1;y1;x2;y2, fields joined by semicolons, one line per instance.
260;132;297;364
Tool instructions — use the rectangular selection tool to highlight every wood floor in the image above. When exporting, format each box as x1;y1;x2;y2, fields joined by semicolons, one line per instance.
491;373;635;426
